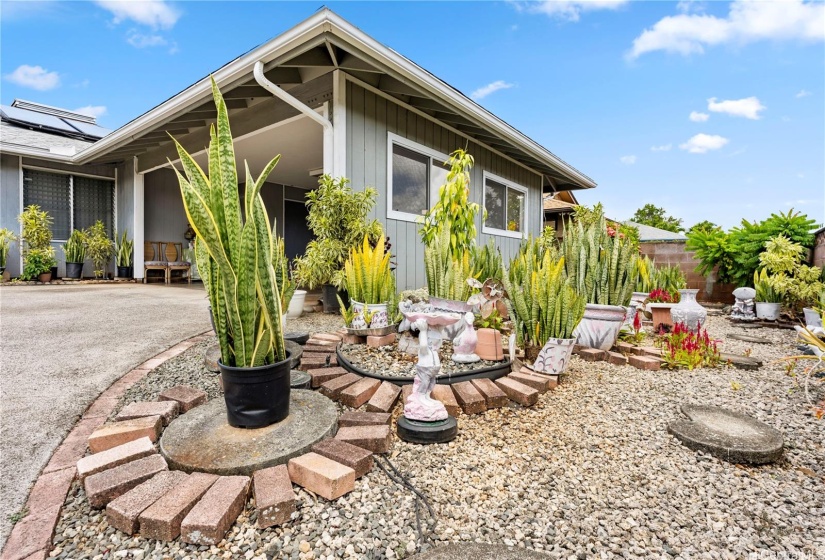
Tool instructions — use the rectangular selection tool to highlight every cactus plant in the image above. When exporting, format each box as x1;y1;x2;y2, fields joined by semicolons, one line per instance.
173;78;286;368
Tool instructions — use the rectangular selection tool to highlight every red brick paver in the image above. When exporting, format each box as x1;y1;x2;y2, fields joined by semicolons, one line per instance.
181;475;250;545
253;465;296;529
287;453;355;501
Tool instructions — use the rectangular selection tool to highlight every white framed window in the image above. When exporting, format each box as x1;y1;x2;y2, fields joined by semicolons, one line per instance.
386;132;449;222
22;167;115;242
482;171;528;239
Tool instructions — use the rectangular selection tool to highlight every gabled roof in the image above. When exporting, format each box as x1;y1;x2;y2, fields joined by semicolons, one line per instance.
543;196;577;212
626;221;687;242
1;100;111;142
67;9;594;190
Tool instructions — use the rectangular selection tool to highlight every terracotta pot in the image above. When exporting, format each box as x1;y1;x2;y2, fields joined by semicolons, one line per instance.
38;272;52;283
475;328;503;361
647;303;674;330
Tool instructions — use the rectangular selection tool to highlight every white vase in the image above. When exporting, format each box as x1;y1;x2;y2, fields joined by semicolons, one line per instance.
670;289;707;333
350;300;389;329
287;289;307;318
631;292;649;319
534;337;575;375
755;302;781;321
573;304;626;351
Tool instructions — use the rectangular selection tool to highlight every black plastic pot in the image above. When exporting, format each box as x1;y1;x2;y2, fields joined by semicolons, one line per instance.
66;262;83;279
322;284;346;314
50;266;58;280
117;266;133;279
218;349;292;428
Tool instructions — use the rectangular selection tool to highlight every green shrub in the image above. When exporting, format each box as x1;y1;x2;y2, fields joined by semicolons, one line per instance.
0;228;17;269
85;221;113;278
22;247;55;279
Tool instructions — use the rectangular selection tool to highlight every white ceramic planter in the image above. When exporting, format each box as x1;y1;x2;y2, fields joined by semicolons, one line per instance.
803;307;823;328
350;300;389;329
631;292;649;319
533;337;576;375
287;289;307;318
755;302;781;321
573;304;626;351
670;289;707;333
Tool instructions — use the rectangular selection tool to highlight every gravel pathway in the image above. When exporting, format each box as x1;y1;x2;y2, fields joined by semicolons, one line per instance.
50;314;825;559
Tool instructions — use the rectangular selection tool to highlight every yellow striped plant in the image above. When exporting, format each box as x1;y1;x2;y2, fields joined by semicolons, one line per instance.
343;234;395;305
172;78;285;368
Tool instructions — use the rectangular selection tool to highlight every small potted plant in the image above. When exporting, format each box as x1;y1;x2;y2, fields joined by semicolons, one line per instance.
467;277;510;361
175;78;290;428
22;247;56;282
753;269;782;321
343;234;396;330
0;228;18;279
85;221;114;279
115;230;134;279
646;288;678;330
63;229;87;279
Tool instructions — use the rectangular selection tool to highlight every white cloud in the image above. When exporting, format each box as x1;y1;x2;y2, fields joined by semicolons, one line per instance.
650;144;672;152
795;89;812;98
73;105;107;119
513;0;629;22
689;111;709;122
95;0;180;30
620;155;637;165
627;0;825;59
679;133;729;154
707;96;765;119
127;31;167;48
4;64;60;90
471;80;515;100
677;0;706;14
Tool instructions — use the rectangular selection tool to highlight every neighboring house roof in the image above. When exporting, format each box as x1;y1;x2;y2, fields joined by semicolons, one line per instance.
626;221;687;242
7;9;593;190
543;196;577;213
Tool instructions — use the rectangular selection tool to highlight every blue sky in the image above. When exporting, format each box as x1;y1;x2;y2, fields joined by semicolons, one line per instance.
2;0;823;230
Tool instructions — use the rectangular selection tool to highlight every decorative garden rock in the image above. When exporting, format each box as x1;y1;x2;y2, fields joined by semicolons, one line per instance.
731;287;756;321
533;337;575;375
668;404;783;465
451;312;480;363
573;304;626;351
670;289;707;332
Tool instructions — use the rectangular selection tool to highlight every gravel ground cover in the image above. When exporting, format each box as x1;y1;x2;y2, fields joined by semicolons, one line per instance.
51;314;825;559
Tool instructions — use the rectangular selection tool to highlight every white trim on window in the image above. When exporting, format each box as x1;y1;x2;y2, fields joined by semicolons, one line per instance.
386;132;448;223
481;170;528;239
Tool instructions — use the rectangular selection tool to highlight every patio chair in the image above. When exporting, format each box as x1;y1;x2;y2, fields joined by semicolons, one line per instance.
143;241;168;284
164;242;191;284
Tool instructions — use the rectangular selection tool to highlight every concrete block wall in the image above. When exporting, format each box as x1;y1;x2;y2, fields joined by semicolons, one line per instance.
813;230;825;269
639;241;735;304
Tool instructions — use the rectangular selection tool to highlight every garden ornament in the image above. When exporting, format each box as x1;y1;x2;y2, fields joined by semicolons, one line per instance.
731;287;757;321
451;311;480;363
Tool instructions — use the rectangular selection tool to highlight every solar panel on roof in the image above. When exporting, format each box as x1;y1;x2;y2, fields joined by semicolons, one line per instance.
61;119;111;139
1;105;80;134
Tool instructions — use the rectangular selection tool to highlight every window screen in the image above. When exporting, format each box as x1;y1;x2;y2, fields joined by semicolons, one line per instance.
74;176;114;237
484;179;506;231
506;188;524;232
392;144;429;216
23;169;71;240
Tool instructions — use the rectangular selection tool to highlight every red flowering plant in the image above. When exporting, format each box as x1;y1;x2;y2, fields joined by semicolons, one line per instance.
646;288;675;304
658;322;722;370
619;307;646;345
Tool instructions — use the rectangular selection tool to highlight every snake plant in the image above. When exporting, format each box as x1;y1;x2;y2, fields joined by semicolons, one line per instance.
272;236;295;313
115;230;133;267
63;229;87;263
561;207;636;307
505;250;585;347
173;78;286;368
343;234;395;304
424;226;474;301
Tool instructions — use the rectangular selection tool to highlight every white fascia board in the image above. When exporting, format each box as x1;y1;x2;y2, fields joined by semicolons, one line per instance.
322;12;596;189
0;142;75;162
74;11;332;165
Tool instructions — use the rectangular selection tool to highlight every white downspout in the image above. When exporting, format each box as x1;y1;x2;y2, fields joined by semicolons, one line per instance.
253;61;333;174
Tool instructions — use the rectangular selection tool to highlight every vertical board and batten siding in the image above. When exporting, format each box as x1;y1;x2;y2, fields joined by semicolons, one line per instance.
345;81;542;291
0;154;22;276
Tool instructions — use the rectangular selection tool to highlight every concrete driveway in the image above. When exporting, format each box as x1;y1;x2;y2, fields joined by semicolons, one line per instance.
0;283;210;547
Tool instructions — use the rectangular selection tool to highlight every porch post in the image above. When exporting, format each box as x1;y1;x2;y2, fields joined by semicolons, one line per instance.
332;69;347;178
133;157;145;280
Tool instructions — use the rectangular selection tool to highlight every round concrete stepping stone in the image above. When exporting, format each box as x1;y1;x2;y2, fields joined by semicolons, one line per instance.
285;332;310;345
728;334;772;344
396;416;457;444
409;544;550;559
160;391;337;475
286;340;303;370
290;370;311;390
667;404;783;465
203;344;220;373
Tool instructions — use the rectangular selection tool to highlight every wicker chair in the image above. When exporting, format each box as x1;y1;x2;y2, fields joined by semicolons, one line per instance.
143;241;168;283
164;242;191;284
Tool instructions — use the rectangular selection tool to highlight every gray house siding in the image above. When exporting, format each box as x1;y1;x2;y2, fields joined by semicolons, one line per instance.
345;81;542;291
1;154;22;276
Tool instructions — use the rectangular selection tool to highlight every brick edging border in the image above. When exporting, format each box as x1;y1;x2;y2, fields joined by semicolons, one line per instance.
0;330;215;560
